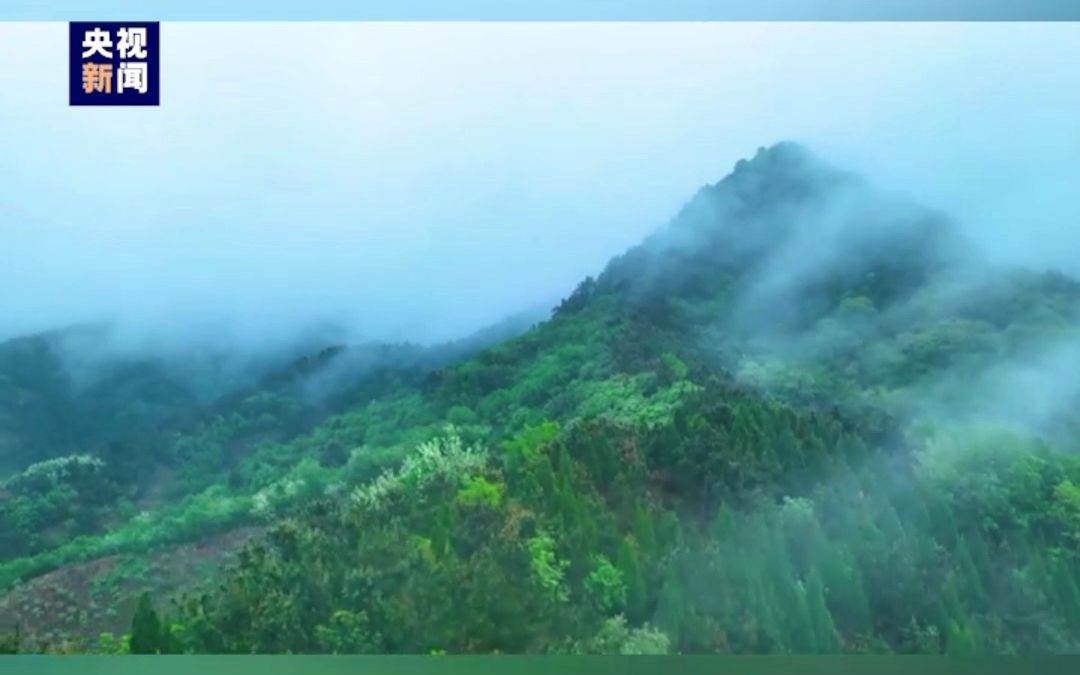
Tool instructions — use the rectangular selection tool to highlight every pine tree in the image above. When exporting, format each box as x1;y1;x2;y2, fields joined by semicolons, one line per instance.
746;572;784;652
617;536;648;623
130;593;162;655
954;537;988;606
653;569;688;649
944;620;978;655
818;547;870;635
788;580;817;653
633;503;656;559
840;434;869;464
159;614;183;654
920;484;957;548
1051;558;1080;632
0;624;19;654
935;575;966;631
804;570;841;652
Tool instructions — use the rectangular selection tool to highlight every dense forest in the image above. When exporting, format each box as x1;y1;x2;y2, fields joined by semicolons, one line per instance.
4;142;1080;654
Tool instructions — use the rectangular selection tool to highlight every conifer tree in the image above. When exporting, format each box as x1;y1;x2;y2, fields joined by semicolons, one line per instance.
804;570;841;652
1051;559;1080;631
633;503;656;559
787;580;817;653
954;537;988;605
617;536;648;623
130;593;162;655
817;547;870;635
944;620;978;655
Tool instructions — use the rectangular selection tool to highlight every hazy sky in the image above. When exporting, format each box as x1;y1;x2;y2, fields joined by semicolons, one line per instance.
1;22;1078;348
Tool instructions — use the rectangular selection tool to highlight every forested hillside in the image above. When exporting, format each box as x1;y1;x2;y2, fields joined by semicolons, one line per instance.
4;142;1080;654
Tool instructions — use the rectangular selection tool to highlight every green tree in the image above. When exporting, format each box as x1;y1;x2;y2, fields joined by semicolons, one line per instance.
616;536;648;623
585;555;626;615
0;624;19;654
96;632;129;655
314;610;380;654
130;593;162;655
944;620;978;655
804;570;841;652
527;531;569;604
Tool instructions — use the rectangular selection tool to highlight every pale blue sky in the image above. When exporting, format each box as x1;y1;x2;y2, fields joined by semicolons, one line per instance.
1;22;1079;348
1;1;1078;21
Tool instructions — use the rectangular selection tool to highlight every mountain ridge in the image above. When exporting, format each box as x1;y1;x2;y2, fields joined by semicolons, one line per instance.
4;142;1080;654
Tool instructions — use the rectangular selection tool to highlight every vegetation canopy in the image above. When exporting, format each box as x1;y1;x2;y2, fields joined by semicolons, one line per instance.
3;143;1080;654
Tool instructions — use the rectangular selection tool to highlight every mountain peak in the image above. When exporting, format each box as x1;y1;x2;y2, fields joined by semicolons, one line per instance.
736;140;815;171
594;141;966;323
712;141;857;207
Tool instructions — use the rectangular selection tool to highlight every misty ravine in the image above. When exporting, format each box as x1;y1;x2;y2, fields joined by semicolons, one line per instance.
3;142;1080;654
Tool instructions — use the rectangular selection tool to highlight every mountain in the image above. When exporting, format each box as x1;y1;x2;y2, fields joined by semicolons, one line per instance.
0;309;544;566
4;142;1080;654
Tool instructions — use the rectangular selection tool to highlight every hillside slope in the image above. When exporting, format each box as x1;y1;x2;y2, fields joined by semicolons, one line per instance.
5;142;1080;654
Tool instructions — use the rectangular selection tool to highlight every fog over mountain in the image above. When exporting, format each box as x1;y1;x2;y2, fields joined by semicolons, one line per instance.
3;139;1080;654
1;22;1079;354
